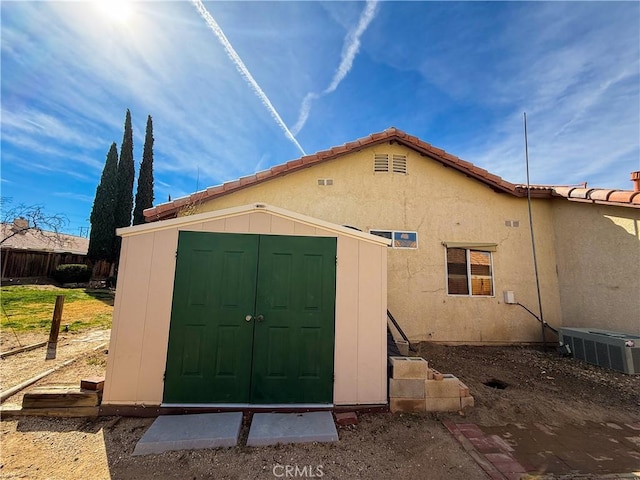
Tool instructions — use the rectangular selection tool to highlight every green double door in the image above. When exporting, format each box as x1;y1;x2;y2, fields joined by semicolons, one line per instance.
163;231;336;404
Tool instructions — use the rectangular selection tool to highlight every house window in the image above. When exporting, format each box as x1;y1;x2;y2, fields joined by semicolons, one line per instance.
370;230;418;249
373;154;407;174
446;247;494;296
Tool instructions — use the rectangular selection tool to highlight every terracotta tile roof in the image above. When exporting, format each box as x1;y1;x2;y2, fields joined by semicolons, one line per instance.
144;127;640;221
550;187;640;207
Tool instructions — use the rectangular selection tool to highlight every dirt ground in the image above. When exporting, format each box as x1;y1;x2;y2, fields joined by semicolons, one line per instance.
1;338;639;480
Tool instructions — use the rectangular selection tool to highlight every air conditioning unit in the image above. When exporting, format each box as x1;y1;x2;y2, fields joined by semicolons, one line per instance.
559;327;640;374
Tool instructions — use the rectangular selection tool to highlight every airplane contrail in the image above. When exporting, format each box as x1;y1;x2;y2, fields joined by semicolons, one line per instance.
191;0;306;156
292;0;379;135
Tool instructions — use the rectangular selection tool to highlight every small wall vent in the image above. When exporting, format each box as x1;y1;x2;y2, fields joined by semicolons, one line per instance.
374;154;389;172
392;154;407;174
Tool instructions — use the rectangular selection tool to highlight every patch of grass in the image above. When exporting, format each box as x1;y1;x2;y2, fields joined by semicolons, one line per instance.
0;285;114;334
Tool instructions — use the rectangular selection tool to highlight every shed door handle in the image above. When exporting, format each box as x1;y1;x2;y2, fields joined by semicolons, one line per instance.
256;314;264;322
245;315;253;322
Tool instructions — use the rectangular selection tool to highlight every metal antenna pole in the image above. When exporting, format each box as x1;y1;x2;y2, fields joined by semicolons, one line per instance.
524;113;547;351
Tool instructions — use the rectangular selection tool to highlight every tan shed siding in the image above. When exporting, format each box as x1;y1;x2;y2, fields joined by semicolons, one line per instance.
552;201;640;334
135;229;178;404
293;222;317;236
103;234;155;404
248;211;272;233
356;241;387;403
200;218;226;232
270;215;296;234
333;236;360;404
224;214;250;232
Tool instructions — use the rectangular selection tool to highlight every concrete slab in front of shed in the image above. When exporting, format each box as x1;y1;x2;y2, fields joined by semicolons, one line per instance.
247;411;338;447
132;412;242;455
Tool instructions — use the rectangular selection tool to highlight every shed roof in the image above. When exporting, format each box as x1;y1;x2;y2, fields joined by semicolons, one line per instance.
144;127;640;220
119;203;392;246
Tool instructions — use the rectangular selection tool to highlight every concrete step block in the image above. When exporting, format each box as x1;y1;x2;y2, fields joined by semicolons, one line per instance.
247;412;338;447
425;378;462;398
395;340;410;356
389;378;425;399
133;412;242;455
459;381;470;398
461;396;475;409
390;398;426;413
425;397;462;412
389;356;428;379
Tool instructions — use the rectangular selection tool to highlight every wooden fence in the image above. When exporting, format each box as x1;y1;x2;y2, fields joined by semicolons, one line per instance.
0;249;113;280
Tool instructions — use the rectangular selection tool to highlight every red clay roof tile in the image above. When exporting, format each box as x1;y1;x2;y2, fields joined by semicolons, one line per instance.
553;187;576;197
608;191;636;203
239;175;257;186
331;145;348;154
287;159;303;168
589;189;617;201
569;188;595;199
224;180;241;190
271;164;287;174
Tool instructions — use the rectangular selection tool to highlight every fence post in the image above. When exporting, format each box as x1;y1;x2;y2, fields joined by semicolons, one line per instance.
45;295;65;360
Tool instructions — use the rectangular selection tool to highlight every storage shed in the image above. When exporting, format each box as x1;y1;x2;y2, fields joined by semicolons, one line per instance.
103;203;389;409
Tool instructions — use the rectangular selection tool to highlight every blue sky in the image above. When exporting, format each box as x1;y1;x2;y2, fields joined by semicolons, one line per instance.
2;1;639;235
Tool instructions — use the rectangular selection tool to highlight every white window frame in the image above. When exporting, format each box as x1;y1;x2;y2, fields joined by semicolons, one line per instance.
369;229;418;249
444;247;495;297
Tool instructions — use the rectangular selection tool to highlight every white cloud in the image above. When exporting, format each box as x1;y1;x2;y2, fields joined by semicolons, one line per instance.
190;0;306;156
53;192;94;203
291;0;379;135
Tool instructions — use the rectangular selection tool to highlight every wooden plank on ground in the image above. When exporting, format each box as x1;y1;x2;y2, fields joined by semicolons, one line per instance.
1;405;99;418
80;376;105;391
22;385;101;408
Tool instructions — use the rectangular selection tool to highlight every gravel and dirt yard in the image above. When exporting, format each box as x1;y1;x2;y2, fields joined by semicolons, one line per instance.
1;336;639;479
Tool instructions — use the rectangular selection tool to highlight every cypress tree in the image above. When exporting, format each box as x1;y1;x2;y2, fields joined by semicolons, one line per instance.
113;109;135;260
133;115;155;225
88;143;118;262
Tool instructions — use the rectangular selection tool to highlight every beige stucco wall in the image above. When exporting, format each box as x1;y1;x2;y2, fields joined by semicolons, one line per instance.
552;200;640;334
189;143;563;344
103;207;388;407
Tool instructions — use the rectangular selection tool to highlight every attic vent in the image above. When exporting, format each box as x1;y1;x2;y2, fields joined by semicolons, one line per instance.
392;155;407;174
317;179;333;186
374;154;389;172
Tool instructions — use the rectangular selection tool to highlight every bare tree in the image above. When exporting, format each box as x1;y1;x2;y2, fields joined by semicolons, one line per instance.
0;198;69;246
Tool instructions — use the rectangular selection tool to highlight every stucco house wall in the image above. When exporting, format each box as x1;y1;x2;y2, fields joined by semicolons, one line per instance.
185;142;563;344
552;200;640;335
102;205;389;407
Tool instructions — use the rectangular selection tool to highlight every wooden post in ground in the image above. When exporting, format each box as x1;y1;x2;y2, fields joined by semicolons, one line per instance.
45;295;65;360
